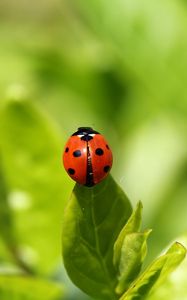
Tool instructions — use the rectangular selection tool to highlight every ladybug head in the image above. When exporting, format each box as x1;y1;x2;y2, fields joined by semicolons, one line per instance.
78;127;93;132
72;127;99;140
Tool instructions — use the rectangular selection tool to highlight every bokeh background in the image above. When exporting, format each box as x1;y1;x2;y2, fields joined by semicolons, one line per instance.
0;0;187;299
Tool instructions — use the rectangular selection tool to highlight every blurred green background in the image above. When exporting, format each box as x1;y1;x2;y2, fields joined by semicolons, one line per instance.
0;0;187;299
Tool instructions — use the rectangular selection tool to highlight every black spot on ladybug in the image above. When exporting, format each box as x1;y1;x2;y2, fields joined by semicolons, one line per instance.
65;147;69;153
95;148;104;156
106;144;109;149
68;168;75;175
73;150;82;157
104;165;110;173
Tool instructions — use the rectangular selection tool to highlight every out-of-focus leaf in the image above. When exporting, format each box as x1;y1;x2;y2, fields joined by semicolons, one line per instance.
113;201;142;268
120;242;186;300
62;175;132;300
149;235;187;300
119;117;187;261
0;275;63;300
119;118;187;221
0;158;16;249
116;230;151;295
0;98;73;273
0;159;23;272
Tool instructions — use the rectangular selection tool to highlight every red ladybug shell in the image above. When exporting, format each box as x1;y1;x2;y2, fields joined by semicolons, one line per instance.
63;127;113;187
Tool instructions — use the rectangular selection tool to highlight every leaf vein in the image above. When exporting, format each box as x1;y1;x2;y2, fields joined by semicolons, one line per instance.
90;189;117;299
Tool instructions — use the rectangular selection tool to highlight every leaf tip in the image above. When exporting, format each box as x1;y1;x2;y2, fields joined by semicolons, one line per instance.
144;228;152;237
137;200;143;209
173;242;187;257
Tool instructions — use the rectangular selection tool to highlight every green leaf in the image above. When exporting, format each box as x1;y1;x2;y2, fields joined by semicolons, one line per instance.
0;158;21;267
62;175;132;300
119;242;186;300
0;98;73;273
149;235;187;300
0;159;16;248
113;202;142;269
0;275;63;300
116;230;151;295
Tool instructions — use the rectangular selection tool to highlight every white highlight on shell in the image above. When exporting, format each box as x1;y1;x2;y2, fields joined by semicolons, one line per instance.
77;133;96;137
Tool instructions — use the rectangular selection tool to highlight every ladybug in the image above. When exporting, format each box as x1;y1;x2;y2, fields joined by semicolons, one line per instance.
63;127;113;187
